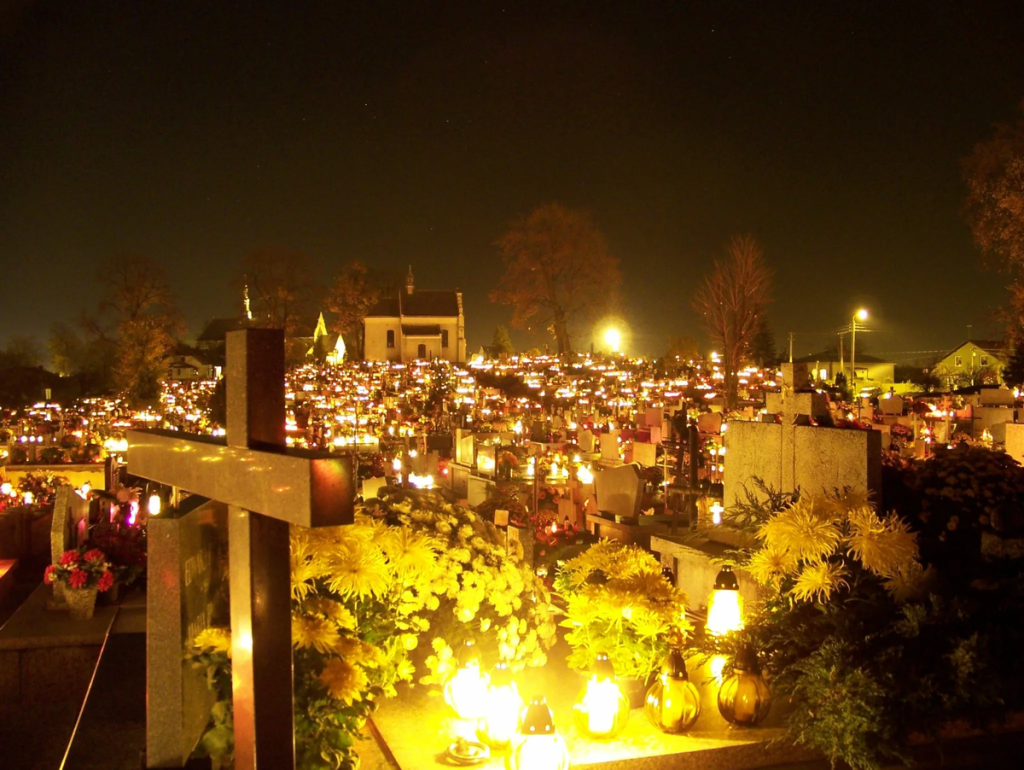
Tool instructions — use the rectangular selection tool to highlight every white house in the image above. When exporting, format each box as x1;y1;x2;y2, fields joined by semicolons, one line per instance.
363;267;466;363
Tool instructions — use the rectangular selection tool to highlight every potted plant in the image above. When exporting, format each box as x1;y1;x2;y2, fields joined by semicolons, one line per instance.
44;547;115;619
555;540;690;707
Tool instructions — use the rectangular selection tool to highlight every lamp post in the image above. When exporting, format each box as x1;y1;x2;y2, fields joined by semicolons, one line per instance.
850;309;868;398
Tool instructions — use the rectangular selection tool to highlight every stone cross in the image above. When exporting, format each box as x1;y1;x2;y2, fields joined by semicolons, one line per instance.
128;329;354;770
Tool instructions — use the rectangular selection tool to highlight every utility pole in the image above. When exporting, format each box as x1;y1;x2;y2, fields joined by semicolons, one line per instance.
788;332;794;363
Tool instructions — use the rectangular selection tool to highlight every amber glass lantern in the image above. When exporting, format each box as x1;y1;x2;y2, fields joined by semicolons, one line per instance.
717;645;771;726
477;661;523;749
644;649;700;733
507;697;569;770
706;566;744;636
572;653;630;740
444;640;490;719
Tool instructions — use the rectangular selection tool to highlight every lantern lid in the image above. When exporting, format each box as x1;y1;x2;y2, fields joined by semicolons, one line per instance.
713;565;739;591
733;644;762;674
521;697;555;735
592;652;615;679
491;661;513;687
660;649;690;680
457;639;481;666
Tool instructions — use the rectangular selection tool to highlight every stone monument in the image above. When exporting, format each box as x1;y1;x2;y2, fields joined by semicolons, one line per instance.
129;329;354;770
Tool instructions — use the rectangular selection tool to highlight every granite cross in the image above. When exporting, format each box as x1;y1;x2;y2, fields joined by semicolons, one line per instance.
128;329;354;770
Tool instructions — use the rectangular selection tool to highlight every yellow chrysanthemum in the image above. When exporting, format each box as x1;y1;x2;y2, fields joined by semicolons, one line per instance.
292;614;340;653
882;561;929;603
790;561;849;603
290;530;325;601
319;657;369;705
747;545;799;587
326;545;390;599
334;635;385;668
846;508;919;578
760;498;841;562
381;527;439;579
303;597;357;630
192;627;231;656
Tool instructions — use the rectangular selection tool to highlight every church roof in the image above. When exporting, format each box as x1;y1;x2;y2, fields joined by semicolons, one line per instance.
367;289;459;318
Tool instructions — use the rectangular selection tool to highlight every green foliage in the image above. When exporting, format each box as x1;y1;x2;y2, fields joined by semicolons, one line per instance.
693;488;1024;770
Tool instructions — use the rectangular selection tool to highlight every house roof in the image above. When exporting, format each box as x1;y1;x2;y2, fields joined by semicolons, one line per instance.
402;324;442;336
367;289;460;318
793;351;893;364
941;339;1009;360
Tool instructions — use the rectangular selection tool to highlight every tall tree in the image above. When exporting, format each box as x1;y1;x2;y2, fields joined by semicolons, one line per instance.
963;101;1024;335
1003;344;1024;389
750;315;779;368
240;247;318;335
490;324;515;358
325;260;383;360
48;322;85;376
94;255;184;400
692;235;773;409
490;203;621;354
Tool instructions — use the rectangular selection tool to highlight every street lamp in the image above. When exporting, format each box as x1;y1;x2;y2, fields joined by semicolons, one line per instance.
851;309;868;396
604;328;621;354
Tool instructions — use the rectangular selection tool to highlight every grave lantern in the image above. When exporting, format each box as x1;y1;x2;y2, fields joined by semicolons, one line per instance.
508;697;569;770
477;661;523;749
444;640;490;719
644;648;701;734
573;652;630;740
706;565;743;636
717;645;772;727
147;493;162;516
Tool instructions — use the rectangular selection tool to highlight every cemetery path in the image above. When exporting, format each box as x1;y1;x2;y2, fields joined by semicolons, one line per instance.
61;632;146;769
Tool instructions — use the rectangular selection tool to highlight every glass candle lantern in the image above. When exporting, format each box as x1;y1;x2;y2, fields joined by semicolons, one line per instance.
644;649;701;733
508;697;569;770
444;640;490;720
477;662;523;749
572;653;630;740
717;645;772;727
706;566;744;636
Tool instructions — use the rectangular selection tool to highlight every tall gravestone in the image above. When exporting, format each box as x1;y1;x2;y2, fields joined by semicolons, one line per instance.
129;329;354;770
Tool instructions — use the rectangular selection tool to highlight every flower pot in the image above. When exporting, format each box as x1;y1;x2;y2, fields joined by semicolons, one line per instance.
99;581;121;605
65;586;98;620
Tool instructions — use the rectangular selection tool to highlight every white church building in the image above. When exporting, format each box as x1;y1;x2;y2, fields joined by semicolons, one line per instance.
363;267;466;363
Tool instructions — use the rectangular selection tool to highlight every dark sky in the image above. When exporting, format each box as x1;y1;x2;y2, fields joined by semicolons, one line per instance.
2;1;1023;360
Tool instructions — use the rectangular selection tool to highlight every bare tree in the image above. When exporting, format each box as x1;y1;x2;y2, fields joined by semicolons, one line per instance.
325;260;384;360
490;203;621;354
963;100;1024;337
692;235;773;409
93;255;185;400
240;247;318;335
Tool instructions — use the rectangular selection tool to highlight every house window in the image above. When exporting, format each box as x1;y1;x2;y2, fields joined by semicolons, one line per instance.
954;355;962;367
981;355;989;367
387;330;395;348
418;343;427;359
442;329;449;348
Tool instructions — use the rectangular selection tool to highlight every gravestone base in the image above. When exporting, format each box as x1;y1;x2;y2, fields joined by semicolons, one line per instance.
650;534;762;611
371;648;808;770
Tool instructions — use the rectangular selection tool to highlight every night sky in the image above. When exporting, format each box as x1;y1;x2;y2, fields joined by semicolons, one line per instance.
2;1;1024;361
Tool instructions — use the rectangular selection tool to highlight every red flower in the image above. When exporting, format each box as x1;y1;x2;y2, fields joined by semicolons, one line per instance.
68;569;89;589
44;565;57;584
97;570;114;593
83;548;106;563
59;550;80;566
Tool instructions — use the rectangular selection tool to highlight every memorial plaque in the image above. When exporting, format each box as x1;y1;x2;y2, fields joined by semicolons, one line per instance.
148;496;230;768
